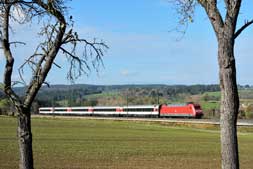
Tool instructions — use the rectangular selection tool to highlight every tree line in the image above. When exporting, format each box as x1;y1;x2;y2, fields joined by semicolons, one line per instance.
0;84;219;109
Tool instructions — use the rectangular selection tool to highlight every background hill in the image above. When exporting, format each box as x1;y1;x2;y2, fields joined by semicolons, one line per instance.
1;84;253;118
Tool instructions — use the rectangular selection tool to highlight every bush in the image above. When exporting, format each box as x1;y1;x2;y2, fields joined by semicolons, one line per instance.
0;99;16;116
245;111;253;119
238;110;245;119
244;104;253;119
0;99;11;115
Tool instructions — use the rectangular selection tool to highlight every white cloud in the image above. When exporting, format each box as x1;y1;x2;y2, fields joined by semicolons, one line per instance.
120;69;138;77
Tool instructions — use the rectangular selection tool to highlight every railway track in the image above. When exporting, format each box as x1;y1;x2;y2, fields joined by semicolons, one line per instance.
32;115;253;126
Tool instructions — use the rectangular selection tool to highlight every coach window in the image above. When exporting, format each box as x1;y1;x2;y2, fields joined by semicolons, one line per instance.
55;109;66;111
40;109;51;112
72;109;88;111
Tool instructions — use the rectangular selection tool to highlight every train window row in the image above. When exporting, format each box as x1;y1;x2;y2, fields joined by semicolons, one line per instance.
40;108;156;112
123;108;154;112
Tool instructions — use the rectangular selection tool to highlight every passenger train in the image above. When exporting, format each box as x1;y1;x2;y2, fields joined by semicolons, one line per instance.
39;103;203;118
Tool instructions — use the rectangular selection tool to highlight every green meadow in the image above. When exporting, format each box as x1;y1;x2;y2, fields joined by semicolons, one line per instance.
0;116;253;169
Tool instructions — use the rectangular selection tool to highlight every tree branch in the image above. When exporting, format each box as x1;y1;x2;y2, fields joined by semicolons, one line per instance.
234;19;253;39
1;0;108;110
197;0;224;38
224;0;241;33
24;0;67;108
1;3;22;109
169;0;196;36
61;34;108;81
10;41;26;46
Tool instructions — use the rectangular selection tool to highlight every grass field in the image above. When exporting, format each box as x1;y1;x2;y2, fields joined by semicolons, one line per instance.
0;116;253;169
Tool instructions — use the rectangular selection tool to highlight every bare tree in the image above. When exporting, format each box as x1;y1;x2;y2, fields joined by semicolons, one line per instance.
0;1;108;169
172;0;253;169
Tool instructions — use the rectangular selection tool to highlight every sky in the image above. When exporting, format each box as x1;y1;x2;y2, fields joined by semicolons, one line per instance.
0;0;253;85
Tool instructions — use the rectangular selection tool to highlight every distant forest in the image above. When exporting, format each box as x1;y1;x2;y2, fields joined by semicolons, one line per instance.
0;84;252;116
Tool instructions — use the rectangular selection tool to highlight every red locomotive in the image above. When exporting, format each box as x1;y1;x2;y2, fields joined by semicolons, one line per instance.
159;103;203;118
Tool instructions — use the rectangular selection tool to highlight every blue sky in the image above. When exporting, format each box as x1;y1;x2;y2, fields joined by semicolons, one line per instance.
1;0;253;85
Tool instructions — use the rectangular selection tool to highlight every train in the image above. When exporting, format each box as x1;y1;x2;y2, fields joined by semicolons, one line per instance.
39;103;203;118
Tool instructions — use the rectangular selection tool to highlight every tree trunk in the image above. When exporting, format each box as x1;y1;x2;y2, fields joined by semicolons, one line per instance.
218;36;239;169
17;107;34;169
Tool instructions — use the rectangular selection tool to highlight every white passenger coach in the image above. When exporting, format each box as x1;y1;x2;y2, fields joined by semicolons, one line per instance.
39;105;160;117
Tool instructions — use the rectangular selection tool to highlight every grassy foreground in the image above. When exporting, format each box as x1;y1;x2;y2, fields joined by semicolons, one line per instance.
0;116;253;169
